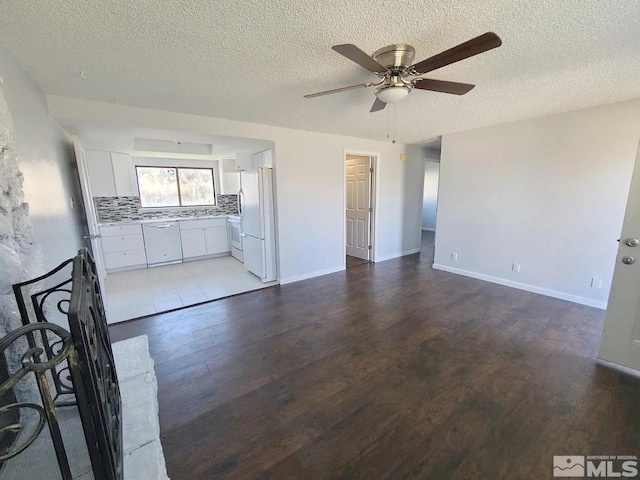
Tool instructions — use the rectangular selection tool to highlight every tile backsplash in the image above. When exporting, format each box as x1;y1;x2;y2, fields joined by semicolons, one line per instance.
94;195;239;222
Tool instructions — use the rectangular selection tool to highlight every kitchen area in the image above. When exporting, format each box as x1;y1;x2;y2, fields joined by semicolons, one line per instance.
77;134;277;324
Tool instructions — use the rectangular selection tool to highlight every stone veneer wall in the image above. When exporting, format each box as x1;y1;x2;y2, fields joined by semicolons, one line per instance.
94;194;239;222
0;80;44;403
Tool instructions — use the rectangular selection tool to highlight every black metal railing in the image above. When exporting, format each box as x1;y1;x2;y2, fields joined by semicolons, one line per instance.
12;258;76;406
0;248;122;480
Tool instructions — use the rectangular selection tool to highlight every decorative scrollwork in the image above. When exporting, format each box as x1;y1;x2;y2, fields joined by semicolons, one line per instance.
0;403;46;461
0;323;73;397
57;298;71;316
12;258;77;403
3;248;122;480
54;365;74;393
67;248;123;479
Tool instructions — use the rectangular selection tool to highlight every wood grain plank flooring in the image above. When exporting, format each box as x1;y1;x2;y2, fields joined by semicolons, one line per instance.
110;241;640;479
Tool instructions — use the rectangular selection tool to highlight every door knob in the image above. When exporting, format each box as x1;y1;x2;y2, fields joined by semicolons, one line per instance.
625;238;640;247
622;256;635;265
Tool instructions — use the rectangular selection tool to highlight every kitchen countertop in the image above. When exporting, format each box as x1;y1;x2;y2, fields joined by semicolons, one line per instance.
98;215;231;226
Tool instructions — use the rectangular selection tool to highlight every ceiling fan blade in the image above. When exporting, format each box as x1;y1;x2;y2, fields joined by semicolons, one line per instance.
413;79;475;95
412;32;502;74
370;98;386;112
332;44;389;74
304;82;374;98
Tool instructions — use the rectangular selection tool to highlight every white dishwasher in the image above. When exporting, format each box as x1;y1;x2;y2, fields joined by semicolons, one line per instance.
142;222;183;265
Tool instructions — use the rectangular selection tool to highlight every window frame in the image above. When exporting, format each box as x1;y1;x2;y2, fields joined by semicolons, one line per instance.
135;165;217;208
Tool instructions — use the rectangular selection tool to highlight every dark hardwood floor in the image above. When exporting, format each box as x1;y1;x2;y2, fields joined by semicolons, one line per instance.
346;255;370;268
110;233;640;479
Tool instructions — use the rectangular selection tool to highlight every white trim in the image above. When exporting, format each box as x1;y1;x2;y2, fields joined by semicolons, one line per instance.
374;248;421;263
280;266;345;285
432;263;607;310
421;227;435;232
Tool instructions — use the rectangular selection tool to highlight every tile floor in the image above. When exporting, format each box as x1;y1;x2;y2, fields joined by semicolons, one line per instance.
104;256;277;324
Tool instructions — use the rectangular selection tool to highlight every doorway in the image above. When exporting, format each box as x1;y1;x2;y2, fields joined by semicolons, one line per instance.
345;154;375;267
421;160;440;261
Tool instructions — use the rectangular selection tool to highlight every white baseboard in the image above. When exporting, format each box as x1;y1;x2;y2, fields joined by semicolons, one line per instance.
374;248;422;263
421;227;436;232
280;265;345;285
432;263;607;310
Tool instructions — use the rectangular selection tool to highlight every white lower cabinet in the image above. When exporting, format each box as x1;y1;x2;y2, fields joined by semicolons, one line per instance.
179;218;230;259
180;229;208;258
204;226;229;255
99;218;231;271
100;224;147;271
104;250;147;270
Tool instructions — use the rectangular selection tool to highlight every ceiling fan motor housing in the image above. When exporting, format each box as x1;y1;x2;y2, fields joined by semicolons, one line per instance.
373;44;416;72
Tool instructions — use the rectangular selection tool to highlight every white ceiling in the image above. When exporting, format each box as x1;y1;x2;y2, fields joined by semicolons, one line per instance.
1;0;639;144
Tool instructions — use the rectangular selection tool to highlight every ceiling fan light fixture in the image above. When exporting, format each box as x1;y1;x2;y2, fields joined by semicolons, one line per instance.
375;84;412;104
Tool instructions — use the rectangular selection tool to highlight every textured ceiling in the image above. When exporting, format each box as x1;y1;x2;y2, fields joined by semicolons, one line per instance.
1;0;639;144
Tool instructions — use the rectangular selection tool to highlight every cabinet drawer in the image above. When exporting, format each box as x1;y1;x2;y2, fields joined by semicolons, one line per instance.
179;218;227;230
101;234;145;253
100;224;143;237
104;249;147;270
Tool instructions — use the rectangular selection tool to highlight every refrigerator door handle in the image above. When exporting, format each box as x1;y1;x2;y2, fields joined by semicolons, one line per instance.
237;188;243;216
257;167;266;239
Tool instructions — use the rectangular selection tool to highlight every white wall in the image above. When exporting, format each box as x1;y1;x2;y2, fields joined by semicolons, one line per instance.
422;162;439;231
47;96;424;284
0;51;85;271
434;98;640;309
424;148;441;162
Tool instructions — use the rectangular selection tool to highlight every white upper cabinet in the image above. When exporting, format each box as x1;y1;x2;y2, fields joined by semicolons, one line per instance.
222;172;240;194
262;149;273;168
237;149;273;171
85;150;138;198
86;150;115;197
110;152;138;196
235;153;253;171
251;149;273;169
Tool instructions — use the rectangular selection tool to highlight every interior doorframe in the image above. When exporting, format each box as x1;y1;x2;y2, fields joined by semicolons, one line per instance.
344;150;379;267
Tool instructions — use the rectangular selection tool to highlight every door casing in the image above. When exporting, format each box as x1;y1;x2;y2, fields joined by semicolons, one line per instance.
344;150;378;265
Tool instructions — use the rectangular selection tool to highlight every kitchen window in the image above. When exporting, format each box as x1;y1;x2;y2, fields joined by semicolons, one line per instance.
136;166;216;208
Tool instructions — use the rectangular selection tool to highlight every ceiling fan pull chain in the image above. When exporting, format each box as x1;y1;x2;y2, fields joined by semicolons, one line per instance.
386;107;390;139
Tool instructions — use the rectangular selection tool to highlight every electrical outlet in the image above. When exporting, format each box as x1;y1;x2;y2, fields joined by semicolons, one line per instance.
591;277;602;289
512;263;521;273
112;199;119;207
451;252;458;261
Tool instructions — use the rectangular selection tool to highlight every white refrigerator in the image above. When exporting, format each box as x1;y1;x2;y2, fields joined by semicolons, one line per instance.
239;167;276;282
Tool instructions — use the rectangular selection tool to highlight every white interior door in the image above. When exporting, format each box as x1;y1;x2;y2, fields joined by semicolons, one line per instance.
598;140;640;371
346;156;371;260
73;136;107;289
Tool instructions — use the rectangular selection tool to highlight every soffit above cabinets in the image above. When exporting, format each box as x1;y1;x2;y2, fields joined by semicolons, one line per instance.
133;138;213;156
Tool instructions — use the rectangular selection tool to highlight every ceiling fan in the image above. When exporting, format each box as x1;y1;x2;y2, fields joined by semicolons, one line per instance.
304;32;502;112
